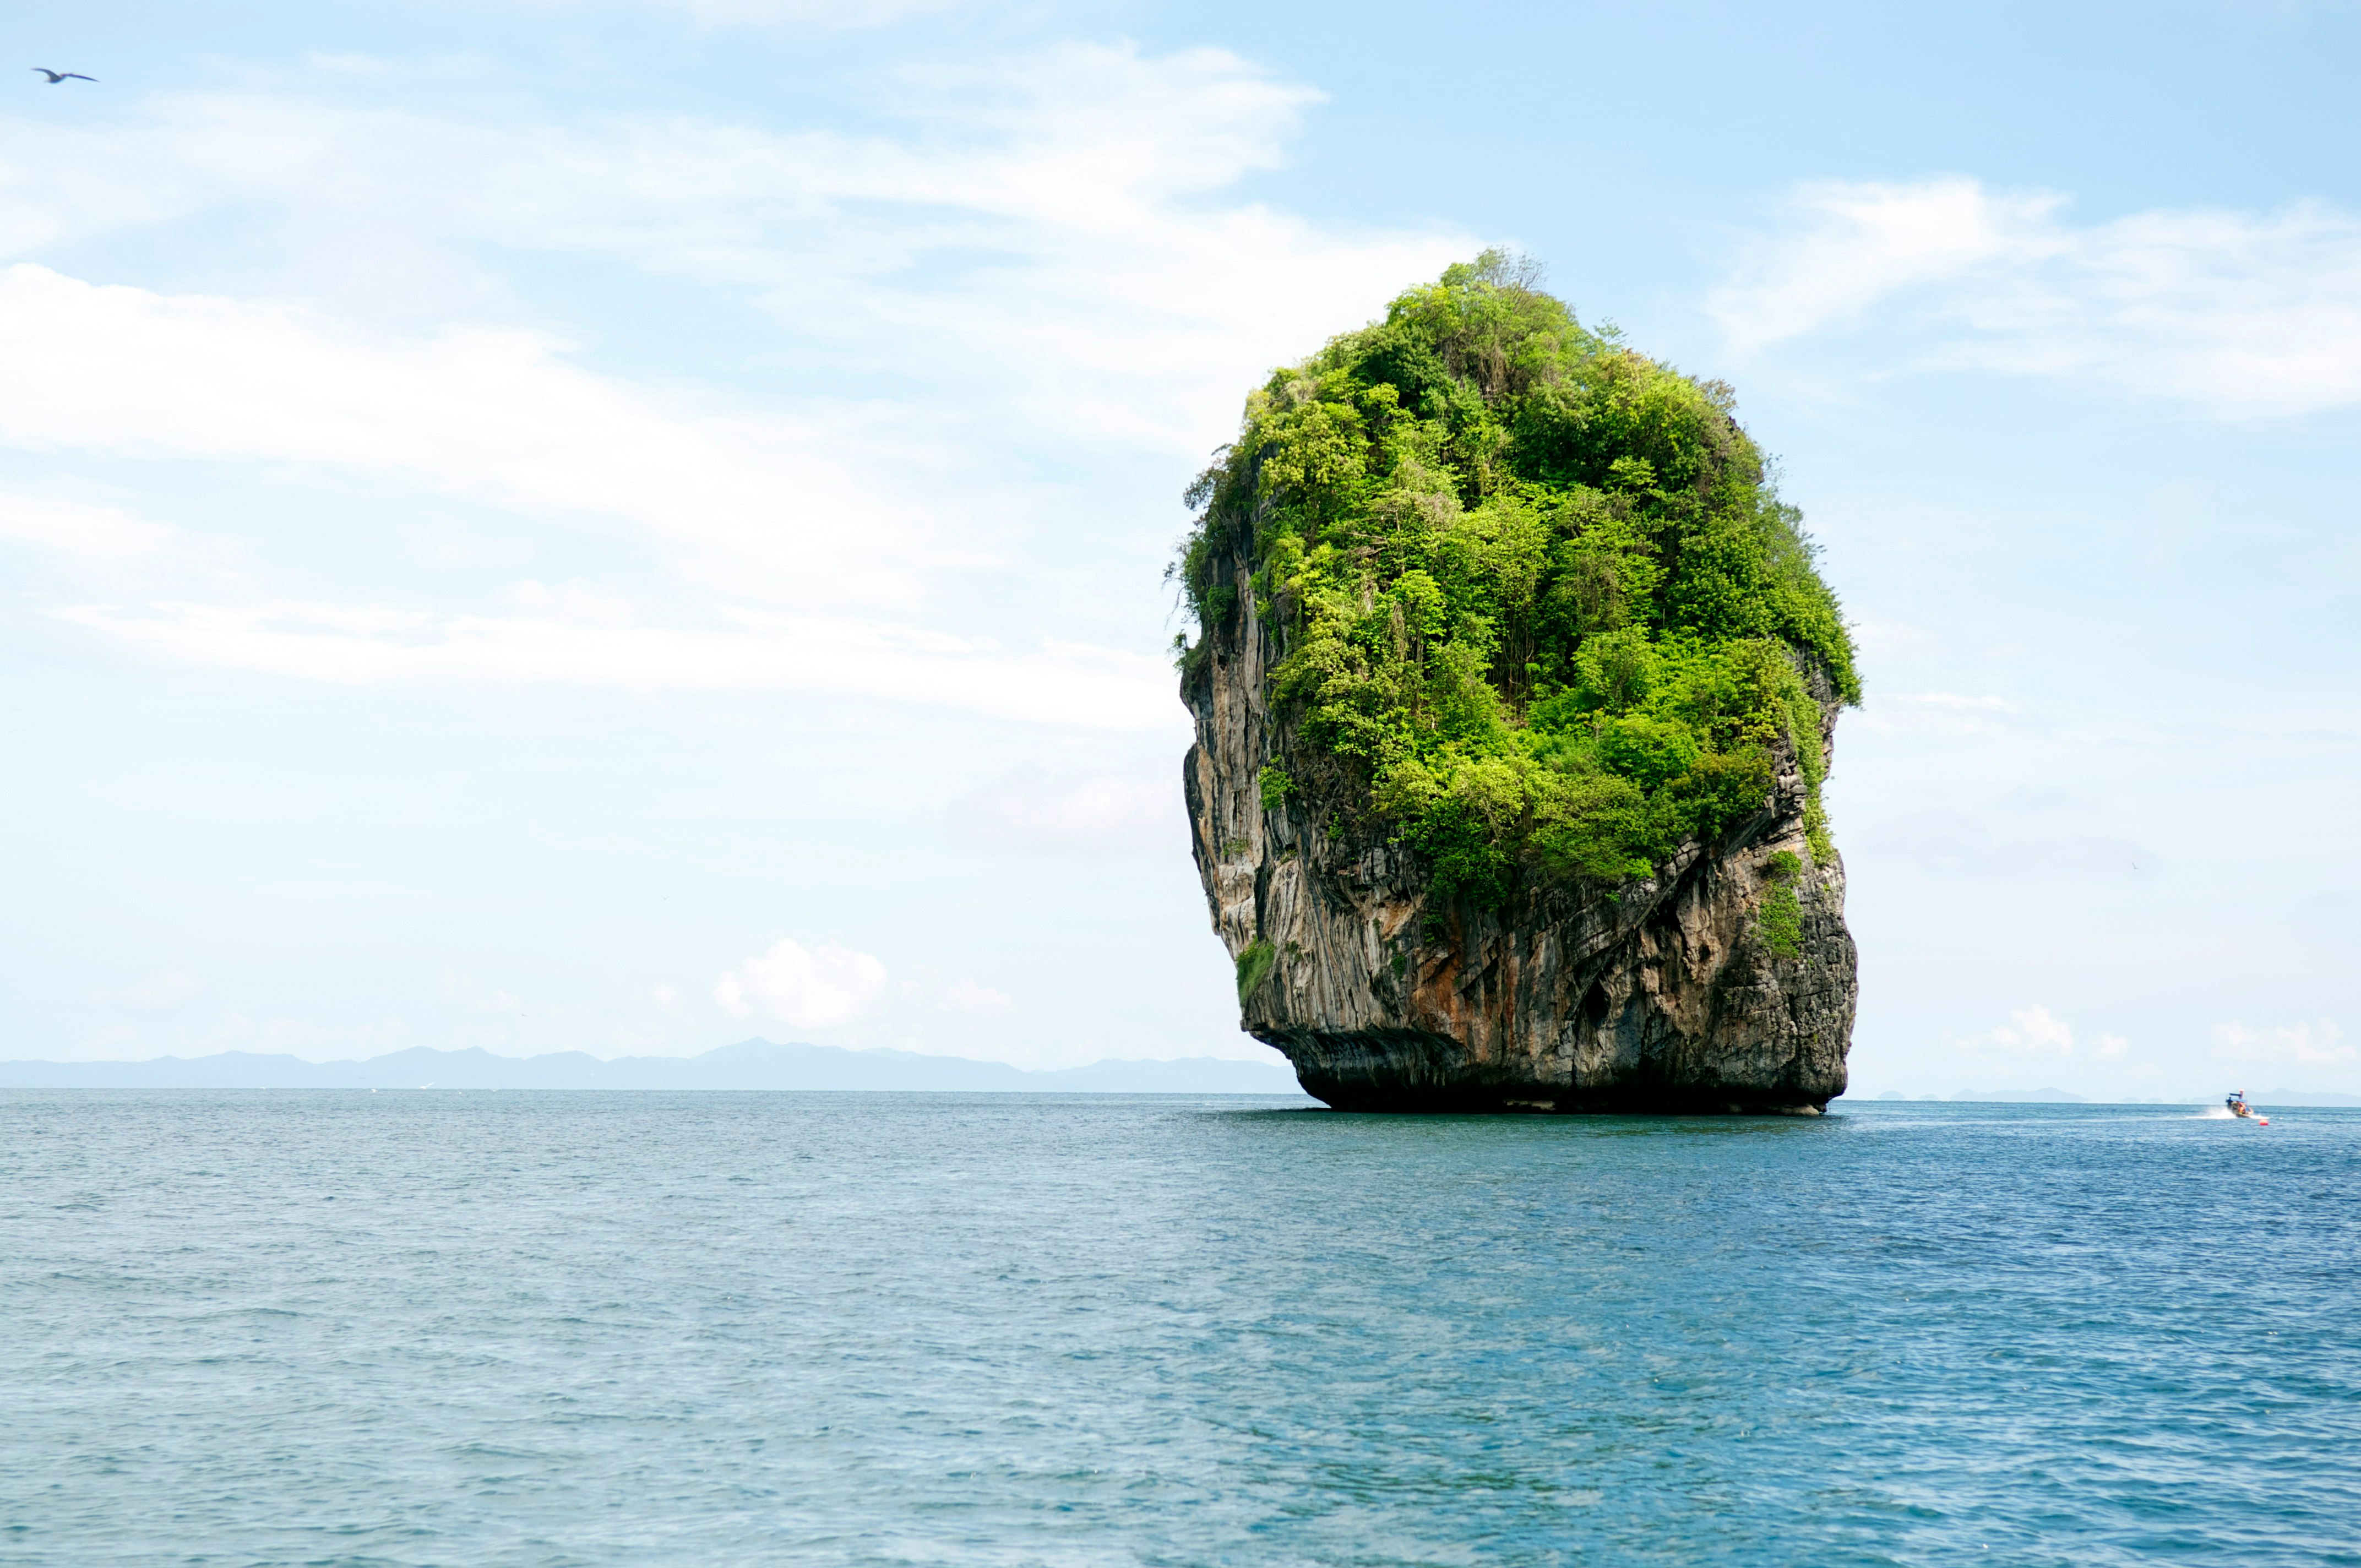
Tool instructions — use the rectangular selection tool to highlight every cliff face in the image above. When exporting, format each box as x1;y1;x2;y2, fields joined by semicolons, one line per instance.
1182;537;1857;1115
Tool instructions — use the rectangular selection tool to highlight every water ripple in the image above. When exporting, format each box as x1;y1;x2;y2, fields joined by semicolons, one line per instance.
2;1093;2355;1565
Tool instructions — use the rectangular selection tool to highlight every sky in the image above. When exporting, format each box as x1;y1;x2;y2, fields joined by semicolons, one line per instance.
2;0;2357;1100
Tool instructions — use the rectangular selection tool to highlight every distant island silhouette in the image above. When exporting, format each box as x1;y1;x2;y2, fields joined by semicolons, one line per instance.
0;1038;1305;1093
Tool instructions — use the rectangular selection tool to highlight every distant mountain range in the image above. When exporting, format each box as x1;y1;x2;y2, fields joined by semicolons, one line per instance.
0;1038;1309;1093
1902;1087;2361;1107
8;1046;2352;1106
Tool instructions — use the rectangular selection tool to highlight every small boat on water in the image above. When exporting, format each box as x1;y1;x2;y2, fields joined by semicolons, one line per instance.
2225;1091;2268;1125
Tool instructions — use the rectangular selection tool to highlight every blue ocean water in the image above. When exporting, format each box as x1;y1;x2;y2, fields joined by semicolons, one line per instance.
2;1092;2354;1566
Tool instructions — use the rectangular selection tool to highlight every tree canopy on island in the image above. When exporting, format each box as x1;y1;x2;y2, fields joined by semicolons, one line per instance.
1176;252;1860;905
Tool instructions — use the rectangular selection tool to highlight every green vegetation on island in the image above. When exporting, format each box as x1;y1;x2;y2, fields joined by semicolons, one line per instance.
1176;252;1859;906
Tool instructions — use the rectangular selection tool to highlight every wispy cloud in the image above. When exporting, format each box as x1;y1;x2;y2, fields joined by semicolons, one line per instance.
1858;809;2153;878
506;0;969;27
0;45;1449;448
1957;1004;2082;1057
2213;1017;2352;1067
715;937;889;1028
0;44;1468;716
0;491;178;563
0;265;922;607
946;763;1182;852
56;597;1174;723
1710;176;2361;416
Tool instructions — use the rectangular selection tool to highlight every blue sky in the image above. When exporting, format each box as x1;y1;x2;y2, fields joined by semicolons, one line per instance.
3;0;2357;1098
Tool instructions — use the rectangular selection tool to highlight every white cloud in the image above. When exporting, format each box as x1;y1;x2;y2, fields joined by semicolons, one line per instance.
715;937;888;1028
0;265;918;610
456;42;1437;449
2096;1033;2130;1059
57;598;1175;725
1713;178;2059;350
440;969;523;1014
0;47;1468;713
948;764;1182;853
1960;1004;2078;1056
0;491;177;563
1711;177;2361;416
940;979;1013;1015
0;49;1449;450
2212;1018;2353;1067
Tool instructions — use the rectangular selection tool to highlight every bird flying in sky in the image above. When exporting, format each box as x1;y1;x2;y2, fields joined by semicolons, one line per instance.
30;68;96;84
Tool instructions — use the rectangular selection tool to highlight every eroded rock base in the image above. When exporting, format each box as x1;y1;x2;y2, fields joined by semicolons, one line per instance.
1293;1072;1829;1115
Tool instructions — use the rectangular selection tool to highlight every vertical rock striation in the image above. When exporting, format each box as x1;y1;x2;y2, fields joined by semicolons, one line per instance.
1182;527;1856;1114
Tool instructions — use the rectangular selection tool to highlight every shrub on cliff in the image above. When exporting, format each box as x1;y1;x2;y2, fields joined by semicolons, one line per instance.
1175;252;1859;905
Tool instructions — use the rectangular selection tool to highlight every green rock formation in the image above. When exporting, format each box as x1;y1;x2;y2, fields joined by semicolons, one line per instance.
1178;253;1861;1114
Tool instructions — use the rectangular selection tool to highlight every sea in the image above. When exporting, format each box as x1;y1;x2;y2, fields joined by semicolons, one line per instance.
2;1092;2354;1567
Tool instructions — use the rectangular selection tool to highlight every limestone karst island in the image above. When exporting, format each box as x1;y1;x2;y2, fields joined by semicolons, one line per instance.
1179;253;1860;1114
